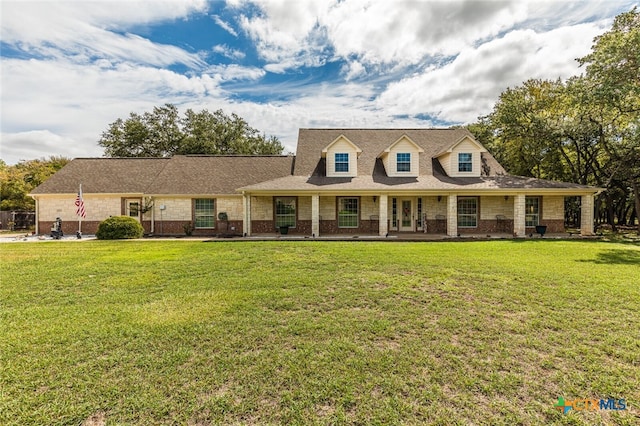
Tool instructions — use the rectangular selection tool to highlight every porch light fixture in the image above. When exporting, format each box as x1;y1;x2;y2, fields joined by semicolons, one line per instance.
504;195;509;201
437;196;442;202
373;196;377;203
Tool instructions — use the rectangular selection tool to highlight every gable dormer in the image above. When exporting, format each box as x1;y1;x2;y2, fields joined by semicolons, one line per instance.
322;135;362;177
378;135;424;177
435;135;487;177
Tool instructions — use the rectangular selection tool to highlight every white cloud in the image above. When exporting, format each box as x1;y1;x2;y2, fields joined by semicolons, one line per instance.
376;20;610;123
1;0;208;68
343;60;366;81
212;44;246;60
205;64;266;81
212;14;239;36
233;0;528;71
1;130;99;164
237;0;334;69
229;0;635;74
325;0;527;65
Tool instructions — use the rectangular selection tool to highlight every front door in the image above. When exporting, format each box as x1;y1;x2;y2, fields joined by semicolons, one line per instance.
125;199;141;221
400;199;413;231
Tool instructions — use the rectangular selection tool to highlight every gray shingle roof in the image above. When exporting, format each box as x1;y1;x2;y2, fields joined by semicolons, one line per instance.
239;174;597;193
294;128;506;176
146;155;294;195
31;156;294;195
30;158;170;194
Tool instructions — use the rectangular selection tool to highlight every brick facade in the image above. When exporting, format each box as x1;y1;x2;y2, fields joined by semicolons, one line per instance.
35;194;569;237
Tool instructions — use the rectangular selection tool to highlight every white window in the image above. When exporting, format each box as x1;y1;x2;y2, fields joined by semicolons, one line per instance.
526;197;540;227
458;153;472;172
335;153;349;172
397;153;411;172
194;199;215;228
275;197;296;228
338;197;359;228
126;201;139;218
457;197;477;227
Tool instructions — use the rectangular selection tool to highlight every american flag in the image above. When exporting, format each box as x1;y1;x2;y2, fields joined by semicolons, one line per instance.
75;185;86;218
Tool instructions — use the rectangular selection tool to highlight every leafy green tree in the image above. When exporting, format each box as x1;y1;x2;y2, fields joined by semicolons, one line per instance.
469;8;640;231
0;156;71;211
99;104;284;157
578;7;640;116
478;79;569;180
577;7;640;231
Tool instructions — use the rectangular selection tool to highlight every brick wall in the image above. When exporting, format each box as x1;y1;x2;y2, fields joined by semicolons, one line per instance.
479;196;513;219
251;197;273;221
38;195;122;221
542;196;564;220
217;197;243;221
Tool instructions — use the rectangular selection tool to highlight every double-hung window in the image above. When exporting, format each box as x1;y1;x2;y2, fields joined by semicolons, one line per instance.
275;197;296;228
335;153;349;173
397;153;411;172
525;197;540;227
194;199;215;228
338;197;359;228
457;197;477;228
458;153;472;172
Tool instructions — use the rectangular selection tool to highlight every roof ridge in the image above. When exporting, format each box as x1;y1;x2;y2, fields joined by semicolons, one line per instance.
299;128;463;130
179;154;292;158
72;157;171;160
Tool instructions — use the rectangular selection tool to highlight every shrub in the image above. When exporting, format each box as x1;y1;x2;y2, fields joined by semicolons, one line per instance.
96;216;144;240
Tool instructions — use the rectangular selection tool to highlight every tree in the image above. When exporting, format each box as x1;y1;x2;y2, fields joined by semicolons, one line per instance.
577;7;640;231
478;79;571;180
469;8;640;232
98;104;284;157
0;156;71;211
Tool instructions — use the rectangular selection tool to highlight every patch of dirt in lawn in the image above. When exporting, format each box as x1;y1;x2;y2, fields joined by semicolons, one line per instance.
82;411;106;426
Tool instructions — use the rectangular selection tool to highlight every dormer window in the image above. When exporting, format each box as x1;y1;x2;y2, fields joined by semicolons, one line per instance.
322;135;360;177
458;153;472;172
396;153;411;172
335;153;349;172
377;135;423;177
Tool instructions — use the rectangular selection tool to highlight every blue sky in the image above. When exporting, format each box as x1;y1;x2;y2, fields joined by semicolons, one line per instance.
1;0;636;164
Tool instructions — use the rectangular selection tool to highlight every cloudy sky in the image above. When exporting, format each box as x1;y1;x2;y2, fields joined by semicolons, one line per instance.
0;0;635;164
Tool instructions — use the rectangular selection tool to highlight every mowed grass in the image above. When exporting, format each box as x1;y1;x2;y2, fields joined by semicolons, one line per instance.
1;240;639;425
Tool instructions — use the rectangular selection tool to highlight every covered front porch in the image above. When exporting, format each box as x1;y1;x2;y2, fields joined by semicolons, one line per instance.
241;192;597;238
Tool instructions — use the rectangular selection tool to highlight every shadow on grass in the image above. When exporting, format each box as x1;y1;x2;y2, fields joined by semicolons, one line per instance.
578;249;640;265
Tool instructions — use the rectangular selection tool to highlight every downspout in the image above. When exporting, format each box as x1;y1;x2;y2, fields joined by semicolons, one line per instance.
33;196;39;234
151;198;155;234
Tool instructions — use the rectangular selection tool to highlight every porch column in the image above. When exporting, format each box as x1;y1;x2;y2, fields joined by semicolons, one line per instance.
513;194;525;237
447;194;457;237
379;194;388;236
581;194;594;236
243;193;251;236
312;194;320;237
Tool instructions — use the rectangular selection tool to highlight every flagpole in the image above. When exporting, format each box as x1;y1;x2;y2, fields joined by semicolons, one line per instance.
78;184;82;235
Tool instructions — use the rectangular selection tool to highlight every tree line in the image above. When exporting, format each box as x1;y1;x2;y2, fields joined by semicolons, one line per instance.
98;105;284;157
467;8;639;231
0;157;70;211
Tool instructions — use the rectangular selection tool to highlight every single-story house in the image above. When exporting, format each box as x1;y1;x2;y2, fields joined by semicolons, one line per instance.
30;128;600;237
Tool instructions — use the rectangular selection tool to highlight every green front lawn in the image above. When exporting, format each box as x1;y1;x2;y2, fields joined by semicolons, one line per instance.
1;240;638;425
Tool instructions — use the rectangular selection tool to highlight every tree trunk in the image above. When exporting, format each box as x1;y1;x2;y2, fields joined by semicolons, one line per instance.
606;193;617;231
632;181;640;233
